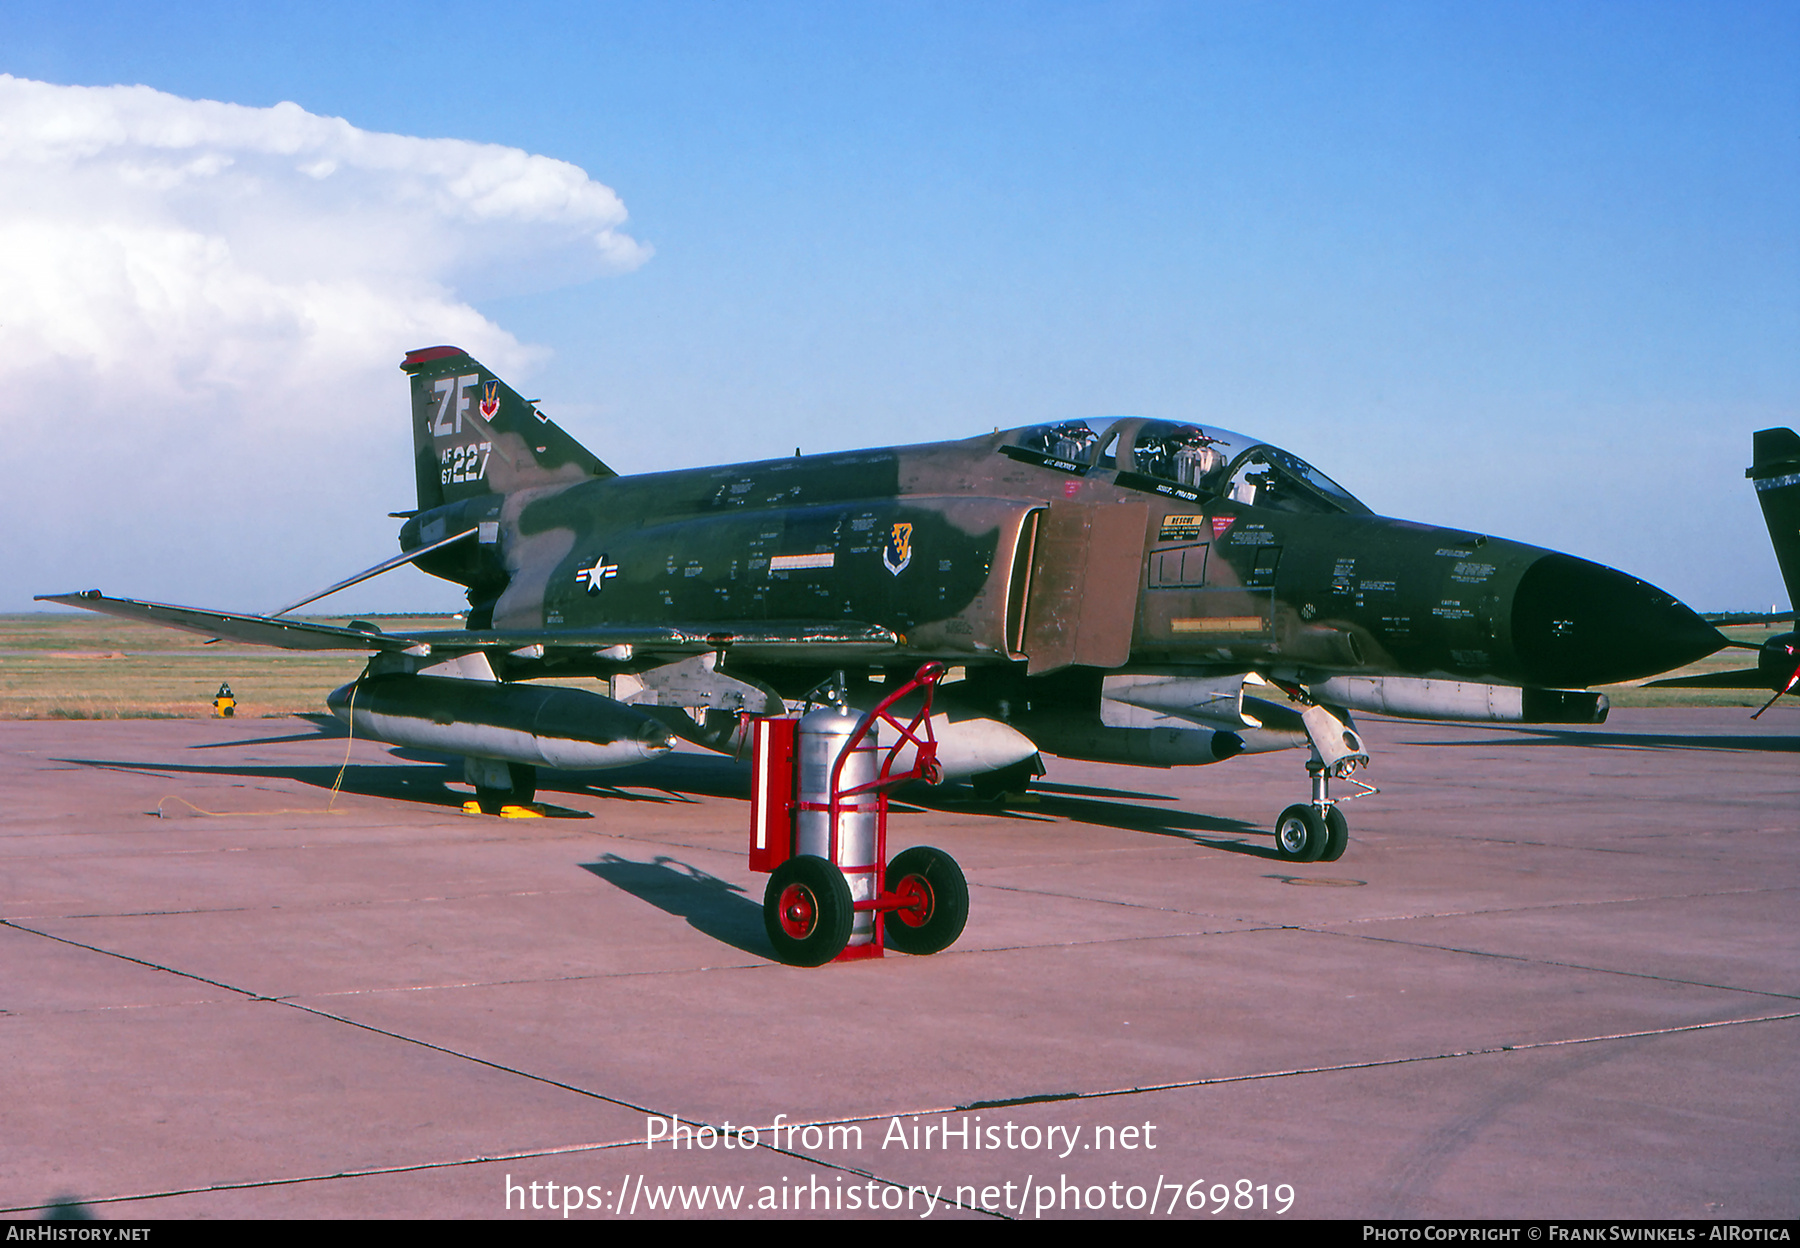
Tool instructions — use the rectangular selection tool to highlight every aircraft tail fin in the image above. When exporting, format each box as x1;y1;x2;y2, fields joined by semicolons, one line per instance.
1748;427;1800;612
402;346;615;513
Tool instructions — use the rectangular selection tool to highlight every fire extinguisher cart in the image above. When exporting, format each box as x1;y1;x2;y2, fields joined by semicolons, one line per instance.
748;662;968;967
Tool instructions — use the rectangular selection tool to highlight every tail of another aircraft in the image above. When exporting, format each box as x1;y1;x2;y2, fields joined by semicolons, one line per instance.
1748;427;1800;612
402;346;614;513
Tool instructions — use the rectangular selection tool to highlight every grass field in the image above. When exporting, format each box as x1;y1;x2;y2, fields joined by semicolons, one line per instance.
0;613;454;720
1598;621;1789;709
0;612;1788;719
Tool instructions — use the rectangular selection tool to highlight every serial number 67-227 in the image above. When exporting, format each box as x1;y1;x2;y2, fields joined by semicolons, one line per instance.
442;441;492;485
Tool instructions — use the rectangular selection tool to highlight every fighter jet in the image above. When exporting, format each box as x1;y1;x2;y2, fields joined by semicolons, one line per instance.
40;346;1727;862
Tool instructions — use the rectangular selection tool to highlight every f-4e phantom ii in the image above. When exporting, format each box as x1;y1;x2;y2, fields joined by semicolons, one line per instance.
42;346;1728;863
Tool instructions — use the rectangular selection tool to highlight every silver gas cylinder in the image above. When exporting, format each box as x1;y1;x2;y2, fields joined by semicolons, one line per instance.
795;703;879;945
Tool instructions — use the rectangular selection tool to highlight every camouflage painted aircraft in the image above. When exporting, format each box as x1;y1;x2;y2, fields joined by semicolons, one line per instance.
41;346;1728;862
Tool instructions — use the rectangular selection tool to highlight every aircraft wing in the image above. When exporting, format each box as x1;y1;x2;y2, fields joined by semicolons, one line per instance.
36;591;423;651
34;591;902;659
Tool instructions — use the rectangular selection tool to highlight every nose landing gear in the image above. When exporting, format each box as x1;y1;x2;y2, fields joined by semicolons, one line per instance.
1271;697;1373;864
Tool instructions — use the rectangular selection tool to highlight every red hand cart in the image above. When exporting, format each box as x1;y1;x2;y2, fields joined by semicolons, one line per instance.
748;662;968;966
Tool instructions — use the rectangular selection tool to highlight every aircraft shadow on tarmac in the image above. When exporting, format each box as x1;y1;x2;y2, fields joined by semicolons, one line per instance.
579;853;775;959
897;783;1274;856
187;729;349;749
60;756;515;813
63;721;1273;853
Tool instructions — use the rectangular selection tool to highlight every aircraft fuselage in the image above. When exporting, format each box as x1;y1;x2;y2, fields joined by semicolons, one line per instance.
401;426;1719;698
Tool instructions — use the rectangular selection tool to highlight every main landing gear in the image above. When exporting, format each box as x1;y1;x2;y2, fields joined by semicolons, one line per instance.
465;758;537;814
1272;700;1371;864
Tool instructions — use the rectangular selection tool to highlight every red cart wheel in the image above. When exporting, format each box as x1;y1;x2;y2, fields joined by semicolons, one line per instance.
883;846;968;955
763;855;853;966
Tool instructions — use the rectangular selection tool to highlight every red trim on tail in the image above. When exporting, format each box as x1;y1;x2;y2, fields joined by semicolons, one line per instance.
401;346;466;368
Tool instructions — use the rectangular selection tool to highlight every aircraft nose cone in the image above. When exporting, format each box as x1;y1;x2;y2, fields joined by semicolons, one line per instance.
1510;554;1725;687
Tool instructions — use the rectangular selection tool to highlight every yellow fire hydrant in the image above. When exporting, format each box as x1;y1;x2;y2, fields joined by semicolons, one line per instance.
212;683;236;718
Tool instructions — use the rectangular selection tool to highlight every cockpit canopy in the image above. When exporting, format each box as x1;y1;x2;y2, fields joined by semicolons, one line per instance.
1005;417;1370;515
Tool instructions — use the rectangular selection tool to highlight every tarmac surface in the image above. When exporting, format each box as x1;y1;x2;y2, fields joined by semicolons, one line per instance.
1;707;1795;1221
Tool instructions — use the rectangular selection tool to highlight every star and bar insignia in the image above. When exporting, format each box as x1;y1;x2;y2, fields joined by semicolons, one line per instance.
576;555;619;594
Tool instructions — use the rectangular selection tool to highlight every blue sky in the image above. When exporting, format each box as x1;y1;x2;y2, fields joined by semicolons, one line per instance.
3;1;1795;613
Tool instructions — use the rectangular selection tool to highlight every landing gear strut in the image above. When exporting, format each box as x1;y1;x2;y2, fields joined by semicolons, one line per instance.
1271;698;1371;863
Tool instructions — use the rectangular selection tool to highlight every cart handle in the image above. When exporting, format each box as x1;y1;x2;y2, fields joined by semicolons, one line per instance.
829;661;947;801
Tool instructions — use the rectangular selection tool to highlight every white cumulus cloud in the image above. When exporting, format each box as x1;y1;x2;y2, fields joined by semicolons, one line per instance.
0;76;648;611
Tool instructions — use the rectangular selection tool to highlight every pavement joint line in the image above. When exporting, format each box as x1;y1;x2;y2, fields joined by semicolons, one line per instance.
975;879;1253;916
7;918;775;1107
1418;837;1657;857
922;1009;1800;1110
15;887;582;922
375;1007;1800;1219
16;907;259;920
360;1008;1800;1199
0;916;762;1014
1329;883;1792;926
8;997;1799;1219
40;917;1793;1195
4;1003;1798;1206
8;832;623;855
37;891;1754;996
274;998;671;1115
1441;831;1783;852
0;1133;1006;1220
588;1013;1792;1140
8;906;1780;1015
1;919;263;999
0;1137;646;1216
1318;926;1800;1002
295;962;774;998
0;997;235;1017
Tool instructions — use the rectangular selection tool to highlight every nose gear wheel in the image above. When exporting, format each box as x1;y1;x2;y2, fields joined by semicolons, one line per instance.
1274;804;1328;862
